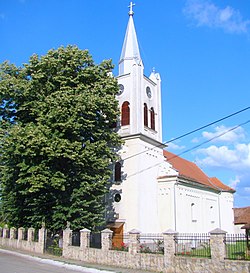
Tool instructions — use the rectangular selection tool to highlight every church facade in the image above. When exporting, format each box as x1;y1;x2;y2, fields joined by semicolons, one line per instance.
106;4;235;236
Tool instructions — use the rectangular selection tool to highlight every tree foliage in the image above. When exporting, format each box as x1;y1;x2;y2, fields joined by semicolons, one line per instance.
0;46;121;231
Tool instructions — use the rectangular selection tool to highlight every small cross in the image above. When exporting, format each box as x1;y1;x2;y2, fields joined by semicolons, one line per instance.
128;2;135;16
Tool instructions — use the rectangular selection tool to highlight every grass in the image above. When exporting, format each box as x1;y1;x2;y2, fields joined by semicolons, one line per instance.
226;241;250;260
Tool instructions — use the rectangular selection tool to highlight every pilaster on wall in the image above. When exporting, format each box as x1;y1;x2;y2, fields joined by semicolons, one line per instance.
10;227;17;239
38;226;46;253
163;229;178;272
128;229;141;254
3;225;9;238
101;228;113;251
28;228;35;242
80;228;90;249
63;227;72;249
38;226;46;246
209;228;227;262
18;227;25;240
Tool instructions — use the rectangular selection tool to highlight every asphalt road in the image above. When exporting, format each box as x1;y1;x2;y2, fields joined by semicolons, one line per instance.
0;249;115;273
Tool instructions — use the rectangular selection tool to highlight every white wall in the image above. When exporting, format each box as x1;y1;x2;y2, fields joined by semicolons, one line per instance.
157;179;235;233
219;192;235;233
111;137;166;233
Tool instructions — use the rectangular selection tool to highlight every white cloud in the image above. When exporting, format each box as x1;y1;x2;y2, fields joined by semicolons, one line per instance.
197;143;250;171
191;137;200;143
183;0;250;34
194;125;250;206
229;176;240;189
167;142;185;150
202;125;245;143
244;187;250;194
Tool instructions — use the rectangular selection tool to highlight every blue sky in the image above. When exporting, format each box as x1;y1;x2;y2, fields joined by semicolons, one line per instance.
1;0;250;208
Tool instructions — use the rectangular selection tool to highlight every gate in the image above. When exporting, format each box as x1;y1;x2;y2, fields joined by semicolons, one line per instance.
90;232;101;249
45;231;63;256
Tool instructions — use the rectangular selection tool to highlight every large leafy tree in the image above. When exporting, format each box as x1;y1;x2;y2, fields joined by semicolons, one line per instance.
0;46;121;232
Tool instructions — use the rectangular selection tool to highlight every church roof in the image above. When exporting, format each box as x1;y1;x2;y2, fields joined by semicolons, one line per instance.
163;150;235;192
233;206;250;224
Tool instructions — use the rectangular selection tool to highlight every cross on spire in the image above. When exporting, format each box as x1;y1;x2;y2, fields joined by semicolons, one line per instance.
128;2;135;16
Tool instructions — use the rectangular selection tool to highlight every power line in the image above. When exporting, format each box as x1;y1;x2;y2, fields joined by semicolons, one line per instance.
126;119;250;178
165;106;250;144
118;106;250;164
168;119;250;162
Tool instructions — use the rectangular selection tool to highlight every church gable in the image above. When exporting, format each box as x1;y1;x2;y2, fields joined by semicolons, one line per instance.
162;150;235;192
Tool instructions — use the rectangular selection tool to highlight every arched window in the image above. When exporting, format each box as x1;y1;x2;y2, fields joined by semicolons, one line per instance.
191;203;197;222
144;103;148;127
115;162;121;182
210;206;215;224
121;101;130;126
150;107;155;130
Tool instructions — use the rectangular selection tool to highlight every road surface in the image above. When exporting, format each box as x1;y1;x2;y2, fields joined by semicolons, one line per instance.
0;249;116;273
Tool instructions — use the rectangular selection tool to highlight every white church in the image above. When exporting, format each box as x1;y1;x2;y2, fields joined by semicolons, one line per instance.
106;3;235;237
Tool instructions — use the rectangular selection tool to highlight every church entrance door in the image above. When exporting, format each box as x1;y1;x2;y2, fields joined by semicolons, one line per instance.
107;222;124;249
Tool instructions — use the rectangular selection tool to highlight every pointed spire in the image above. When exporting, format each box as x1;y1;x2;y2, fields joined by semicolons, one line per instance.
119;2;142;75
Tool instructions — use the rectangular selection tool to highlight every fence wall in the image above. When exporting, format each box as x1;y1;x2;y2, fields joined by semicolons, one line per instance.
62;228;250;273
1;225;250;273
0;226;46;254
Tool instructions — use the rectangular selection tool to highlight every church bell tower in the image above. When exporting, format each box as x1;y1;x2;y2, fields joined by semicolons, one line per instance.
117;2;163;143
108;2;166;235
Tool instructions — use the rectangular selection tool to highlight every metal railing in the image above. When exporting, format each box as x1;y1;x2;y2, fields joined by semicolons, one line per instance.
111;233;129;251
34;229;39;242
224;234;250;260
139;233;164;254
174;233;211;258
89;232;101;249
72;231;80;247
23;229;28;241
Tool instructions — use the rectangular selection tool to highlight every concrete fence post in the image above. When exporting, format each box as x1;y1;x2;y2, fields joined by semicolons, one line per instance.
80;228;91;249
62;224;72;258
63;227;72;248
10;227;17;240
163;229;178;273
38;224;47;253
101;228;113;251
209;228;227;262
128;229;141;254
18;227;25;240
28;228;35;242
3;225;9;238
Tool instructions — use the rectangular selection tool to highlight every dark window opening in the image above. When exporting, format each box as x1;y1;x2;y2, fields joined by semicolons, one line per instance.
150;107;155;130
115;162;121;182
144;103;148;127
121;101;130;126
114;193;121;202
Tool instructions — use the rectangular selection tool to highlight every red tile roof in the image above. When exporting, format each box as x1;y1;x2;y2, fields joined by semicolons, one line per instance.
162;150;235;192
234;207;250;224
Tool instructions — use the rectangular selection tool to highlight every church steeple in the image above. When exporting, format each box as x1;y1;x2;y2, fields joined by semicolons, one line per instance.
119;2;142;75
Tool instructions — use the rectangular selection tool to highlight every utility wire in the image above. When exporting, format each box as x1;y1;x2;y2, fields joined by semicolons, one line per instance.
118;106;250;164
165;106;250;144
126;119;250;178
167;119;250;162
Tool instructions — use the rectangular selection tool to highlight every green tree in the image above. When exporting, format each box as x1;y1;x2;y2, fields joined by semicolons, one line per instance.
0;46;121;232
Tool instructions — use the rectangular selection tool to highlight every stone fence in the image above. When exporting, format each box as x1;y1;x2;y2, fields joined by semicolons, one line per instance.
62;228;250;273
1;225;250;273
0;225;46;254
